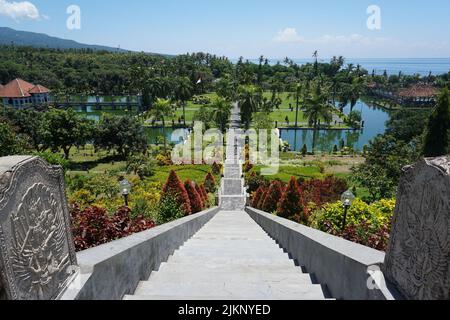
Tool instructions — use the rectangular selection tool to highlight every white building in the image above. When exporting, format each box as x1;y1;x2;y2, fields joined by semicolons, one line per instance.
0;78;51;109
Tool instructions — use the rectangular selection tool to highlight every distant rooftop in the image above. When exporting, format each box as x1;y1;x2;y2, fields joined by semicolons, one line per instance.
396;84;439;98
0;79;50;98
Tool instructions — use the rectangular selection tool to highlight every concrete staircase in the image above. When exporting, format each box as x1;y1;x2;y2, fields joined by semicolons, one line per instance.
124;102;329;300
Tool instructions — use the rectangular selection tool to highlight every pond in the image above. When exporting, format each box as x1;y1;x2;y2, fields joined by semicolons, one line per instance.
145;127;190;144
280;100;391;152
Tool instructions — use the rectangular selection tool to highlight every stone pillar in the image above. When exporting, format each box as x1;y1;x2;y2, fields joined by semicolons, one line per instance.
0;156;78;300
383;156;450;300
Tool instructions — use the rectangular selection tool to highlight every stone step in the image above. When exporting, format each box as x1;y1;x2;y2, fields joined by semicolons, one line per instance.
133;280;326;300
219;197;246;211
167;255;297;267
157;261;304;274
148;270;312;284
171;248;291;260
221;179;244;195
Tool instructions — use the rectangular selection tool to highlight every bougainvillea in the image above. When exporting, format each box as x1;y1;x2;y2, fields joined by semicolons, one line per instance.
204;172;217;193
161;170;191;215
261;180;284;213
184;179;204;213
277;177;305;221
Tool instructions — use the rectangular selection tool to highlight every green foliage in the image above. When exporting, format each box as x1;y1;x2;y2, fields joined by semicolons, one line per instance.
310;198;395;232
156;195;185;224
423;88;450;157
95;114;148;158
40;108;94;159
345;111;362;129
33;151;69;170
126;154;157;180
0;121;25;156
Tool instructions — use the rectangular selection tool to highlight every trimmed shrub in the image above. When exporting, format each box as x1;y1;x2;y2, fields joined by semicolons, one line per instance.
277;177;305;221
211;162;222;175
261;180;284;213
204;172;217;193
252;186;266;209
161;170;191;216
184;179;204;213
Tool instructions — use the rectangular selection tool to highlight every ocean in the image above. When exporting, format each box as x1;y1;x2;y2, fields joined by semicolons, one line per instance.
232;58;450;76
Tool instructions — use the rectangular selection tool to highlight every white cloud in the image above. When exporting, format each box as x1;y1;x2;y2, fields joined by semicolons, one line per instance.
0;0;41;20
273;27;304;43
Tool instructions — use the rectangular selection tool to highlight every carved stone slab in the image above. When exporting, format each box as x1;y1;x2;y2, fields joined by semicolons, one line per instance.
0;156;77;300
383;156;450;300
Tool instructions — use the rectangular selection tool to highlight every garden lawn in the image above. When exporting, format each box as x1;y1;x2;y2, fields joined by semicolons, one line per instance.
252;165;324;182
147;164;222;186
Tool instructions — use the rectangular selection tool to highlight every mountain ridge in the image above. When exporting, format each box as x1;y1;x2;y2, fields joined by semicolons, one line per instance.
0;27;166;55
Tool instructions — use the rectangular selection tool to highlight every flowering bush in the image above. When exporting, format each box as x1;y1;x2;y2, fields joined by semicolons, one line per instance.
309;198;395;251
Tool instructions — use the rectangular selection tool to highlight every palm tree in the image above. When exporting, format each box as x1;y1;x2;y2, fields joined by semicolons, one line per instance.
287;82;303;128
303;84;333;129
238;85;260;129
174;76;193;127
211;98;232;133
145;98;174;151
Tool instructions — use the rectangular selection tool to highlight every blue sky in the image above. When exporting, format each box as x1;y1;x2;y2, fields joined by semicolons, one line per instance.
1;0;449;58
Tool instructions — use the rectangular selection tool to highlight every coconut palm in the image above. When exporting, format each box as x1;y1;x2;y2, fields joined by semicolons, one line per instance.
238;85;261;129
303;84;333;130
211;98;232;133
145;98;174;151
173;76;193;127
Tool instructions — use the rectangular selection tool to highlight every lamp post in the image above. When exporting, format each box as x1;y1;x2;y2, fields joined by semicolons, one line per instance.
119;178;131;207
341;189;355;231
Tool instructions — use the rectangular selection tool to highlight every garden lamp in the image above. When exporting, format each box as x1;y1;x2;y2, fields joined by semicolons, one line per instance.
341;189;355;230
119;178;132;207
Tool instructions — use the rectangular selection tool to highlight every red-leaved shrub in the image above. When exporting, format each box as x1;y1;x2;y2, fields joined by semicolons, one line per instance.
204;172;217;193
71;205;155;252
277;177;305;221
252;186;266;209
162;170;191;215
261;180;284;213
184;179;204;213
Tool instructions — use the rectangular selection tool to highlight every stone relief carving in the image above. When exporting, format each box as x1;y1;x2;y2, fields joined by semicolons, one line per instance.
383;156;450;300
10;183;71;300
0;156;77;300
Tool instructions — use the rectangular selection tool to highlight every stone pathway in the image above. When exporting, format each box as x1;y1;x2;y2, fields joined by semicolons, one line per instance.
124;102;328;300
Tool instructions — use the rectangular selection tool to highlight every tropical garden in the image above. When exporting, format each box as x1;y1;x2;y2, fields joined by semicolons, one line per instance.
1;45;449;251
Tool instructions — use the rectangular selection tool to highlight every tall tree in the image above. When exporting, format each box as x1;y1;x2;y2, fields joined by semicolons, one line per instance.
173;76;193;127
238;85;260;129
145;98;174;151
423;88;450;157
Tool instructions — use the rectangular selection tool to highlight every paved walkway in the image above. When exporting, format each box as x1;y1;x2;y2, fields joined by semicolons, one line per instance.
124;102;327;300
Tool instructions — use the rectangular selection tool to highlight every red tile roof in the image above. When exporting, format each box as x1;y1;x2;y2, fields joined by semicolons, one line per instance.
0;79;50;98
29;84;50;94
396;85;439;98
